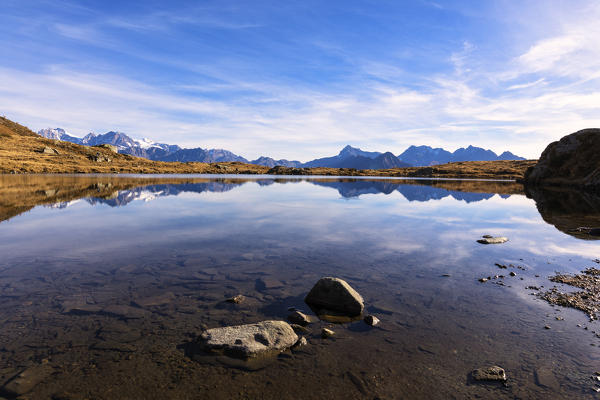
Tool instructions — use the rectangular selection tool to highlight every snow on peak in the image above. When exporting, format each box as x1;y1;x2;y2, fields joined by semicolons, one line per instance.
136;137;161;149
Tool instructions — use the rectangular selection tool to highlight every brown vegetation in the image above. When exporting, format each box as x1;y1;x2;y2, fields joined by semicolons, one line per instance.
0;116;535;178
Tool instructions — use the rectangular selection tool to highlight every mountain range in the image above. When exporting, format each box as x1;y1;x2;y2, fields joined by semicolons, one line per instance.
37;128;525;169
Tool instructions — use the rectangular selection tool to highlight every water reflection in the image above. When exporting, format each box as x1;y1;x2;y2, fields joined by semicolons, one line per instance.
3;175;599;241
526;186;600;240
0;175;524;214
0;174;599;399
68;180;516;207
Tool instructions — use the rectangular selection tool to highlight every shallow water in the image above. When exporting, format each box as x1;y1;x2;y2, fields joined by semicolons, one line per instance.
0;174;599;399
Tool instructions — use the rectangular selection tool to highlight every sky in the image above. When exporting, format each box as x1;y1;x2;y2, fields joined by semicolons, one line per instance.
1;0;599;161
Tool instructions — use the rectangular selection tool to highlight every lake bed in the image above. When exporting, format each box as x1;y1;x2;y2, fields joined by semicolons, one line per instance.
0;175;599;399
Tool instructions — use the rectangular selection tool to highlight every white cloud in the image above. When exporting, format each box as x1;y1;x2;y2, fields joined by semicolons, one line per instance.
3;2;600;161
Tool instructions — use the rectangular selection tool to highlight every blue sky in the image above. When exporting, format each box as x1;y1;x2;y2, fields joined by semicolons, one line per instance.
1;0;599;160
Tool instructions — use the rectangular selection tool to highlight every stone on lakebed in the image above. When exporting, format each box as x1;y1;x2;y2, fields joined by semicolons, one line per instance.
199;320;298;358
305;277;364;317
477;236;508;244
472;366;507;382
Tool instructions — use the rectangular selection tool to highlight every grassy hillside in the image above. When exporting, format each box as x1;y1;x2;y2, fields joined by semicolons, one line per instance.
0;116;535;178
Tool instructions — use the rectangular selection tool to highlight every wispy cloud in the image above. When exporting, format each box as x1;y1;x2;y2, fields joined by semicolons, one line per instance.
1;1;600;160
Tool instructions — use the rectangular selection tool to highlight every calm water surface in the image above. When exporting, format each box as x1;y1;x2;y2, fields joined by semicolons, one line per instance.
0;175;599;399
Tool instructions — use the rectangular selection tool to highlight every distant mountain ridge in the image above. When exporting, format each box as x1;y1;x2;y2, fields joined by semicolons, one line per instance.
38;128;84;145
37;128;525;169
398;145;525;166
303;146;411;169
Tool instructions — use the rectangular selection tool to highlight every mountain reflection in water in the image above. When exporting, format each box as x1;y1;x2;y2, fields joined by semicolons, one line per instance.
54;179;519;208
1;175;599;241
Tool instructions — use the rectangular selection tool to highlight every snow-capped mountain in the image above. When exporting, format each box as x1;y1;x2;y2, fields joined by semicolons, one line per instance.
38;128;181;159
37;127;526;169
37;128;83;144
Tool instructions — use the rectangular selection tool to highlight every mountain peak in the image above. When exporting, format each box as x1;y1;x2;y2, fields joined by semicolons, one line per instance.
38;127;83;144
338;145;381;159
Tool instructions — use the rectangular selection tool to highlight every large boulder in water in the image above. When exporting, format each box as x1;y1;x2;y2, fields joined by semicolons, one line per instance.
305;277;364;316
199;320;298;358
524;128;600;189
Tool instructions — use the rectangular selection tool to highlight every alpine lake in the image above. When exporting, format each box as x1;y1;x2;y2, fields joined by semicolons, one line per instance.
0;174;599;399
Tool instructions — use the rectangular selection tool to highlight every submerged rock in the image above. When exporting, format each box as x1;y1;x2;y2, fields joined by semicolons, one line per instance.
225;294;245;304
321;328;335;338
535;367;560;390
0;364;53;397
477;236;508;244
363;315;380;326
199;320;297;358
287;311;314;326
305;277;364;316
290;324;311;334
293;337;308;348
472;366;507;382
133;292;175;307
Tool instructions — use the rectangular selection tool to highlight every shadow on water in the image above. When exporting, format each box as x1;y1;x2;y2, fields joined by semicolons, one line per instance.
525;186;600;240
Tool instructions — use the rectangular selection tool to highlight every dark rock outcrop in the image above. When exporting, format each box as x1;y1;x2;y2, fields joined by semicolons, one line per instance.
524;128;600;190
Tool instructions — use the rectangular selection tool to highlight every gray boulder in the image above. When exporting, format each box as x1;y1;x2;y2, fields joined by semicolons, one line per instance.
199;320;297;358
38;146;59;155
305;277;364;316
524;128;600;189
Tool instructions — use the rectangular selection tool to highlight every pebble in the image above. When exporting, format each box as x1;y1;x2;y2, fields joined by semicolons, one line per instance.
293;337;308;348
509;272;516;277
287;311;312;326
321;328;335;338
226;295;245;304
544;325;551;329
472;366;507;382
289;324;310;334
364;315;380;326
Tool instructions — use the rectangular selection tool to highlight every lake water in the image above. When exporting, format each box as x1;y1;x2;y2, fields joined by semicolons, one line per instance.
0;174;599;399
